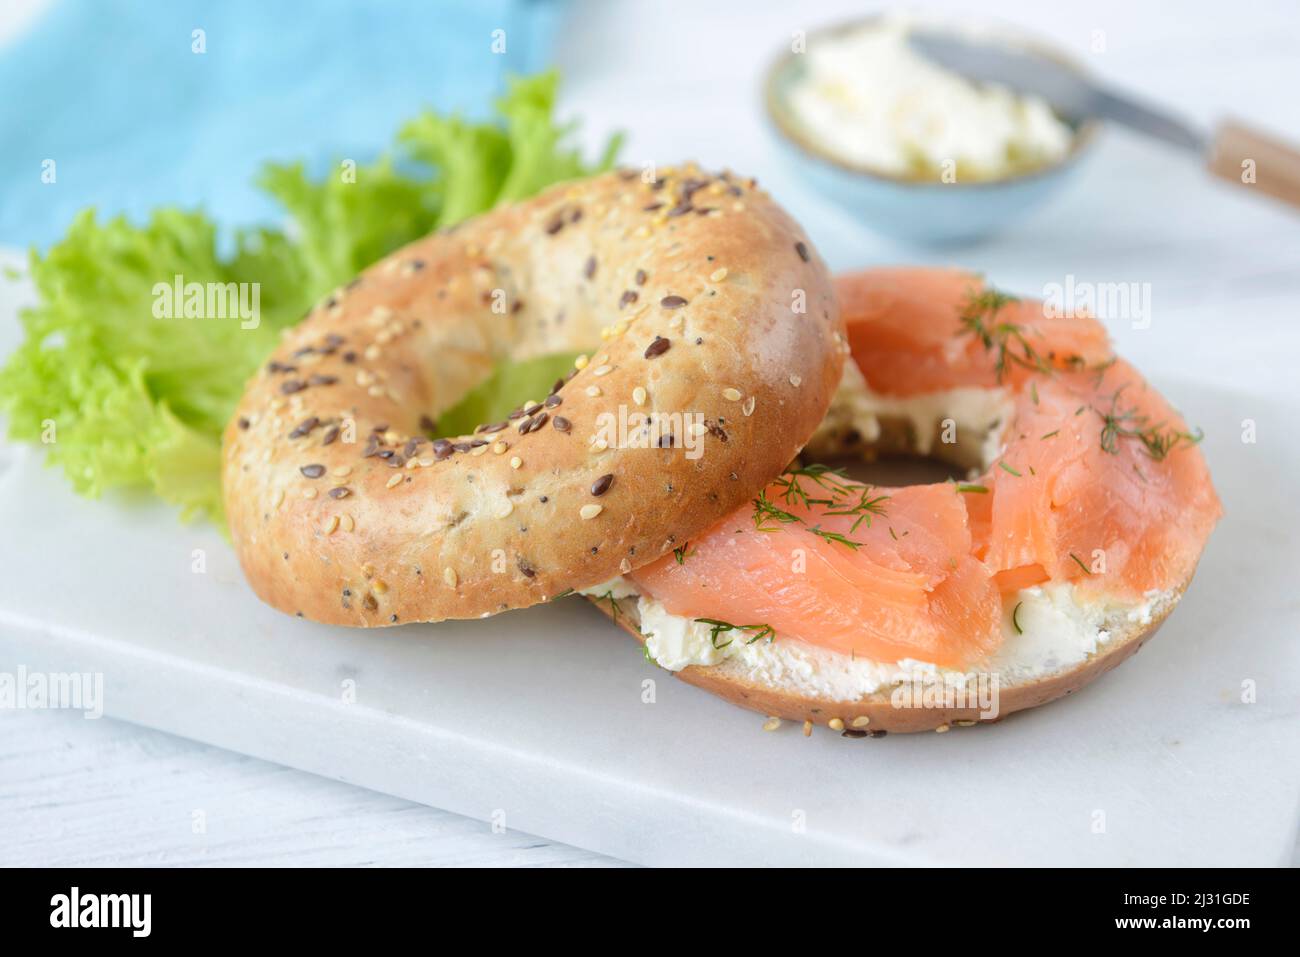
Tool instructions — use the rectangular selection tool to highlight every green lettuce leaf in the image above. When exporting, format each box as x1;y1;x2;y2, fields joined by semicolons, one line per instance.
0;72;619;527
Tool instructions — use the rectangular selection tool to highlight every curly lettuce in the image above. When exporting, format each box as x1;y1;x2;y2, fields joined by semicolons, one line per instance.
0;73;620;525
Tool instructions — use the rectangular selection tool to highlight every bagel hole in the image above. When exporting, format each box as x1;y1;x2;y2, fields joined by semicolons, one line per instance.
801;414;995;488
820;455;963;488
429;352;581;439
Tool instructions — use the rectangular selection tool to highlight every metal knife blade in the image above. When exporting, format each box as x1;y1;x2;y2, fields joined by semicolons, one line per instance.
907;29;1207;154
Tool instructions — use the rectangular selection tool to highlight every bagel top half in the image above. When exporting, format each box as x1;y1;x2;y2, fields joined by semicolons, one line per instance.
222;165;844;625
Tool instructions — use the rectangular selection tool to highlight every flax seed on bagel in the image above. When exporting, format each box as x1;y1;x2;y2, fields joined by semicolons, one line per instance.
222;164;844;625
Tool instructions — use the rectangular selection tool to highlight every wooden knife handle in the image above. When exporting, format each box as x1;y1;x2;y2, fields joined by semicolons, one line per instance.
1207;119;1300;210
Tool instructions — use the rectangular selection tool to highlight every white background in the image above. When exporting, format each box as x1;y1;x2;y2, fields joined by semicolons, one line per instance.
2;0;1297;866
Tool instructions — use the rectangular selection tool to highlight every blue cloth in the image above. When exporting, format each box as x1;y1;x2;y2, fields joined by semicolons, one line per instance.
0;0;562;248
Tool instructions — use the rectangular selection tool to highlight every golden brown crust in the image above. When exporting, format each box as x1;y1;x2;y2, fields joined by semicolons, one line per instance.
222;165;843;625
588;582;1185;734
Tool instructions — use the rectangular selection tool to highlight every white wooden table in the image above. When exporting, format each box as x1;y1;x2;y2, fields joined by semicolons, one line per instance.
3;0;1298;866
1;709;624;867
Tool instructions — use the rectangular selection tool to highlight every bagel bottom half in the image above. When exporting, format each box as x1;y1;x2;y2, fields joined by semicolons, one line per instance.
582;408;1195;735
589;582;1182;735
579;264;1220;735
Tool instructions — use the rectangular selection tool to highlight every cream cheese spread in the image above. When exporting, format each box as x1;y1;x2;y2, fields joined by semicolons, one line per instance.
787;17;1074;181
582;577;1175;703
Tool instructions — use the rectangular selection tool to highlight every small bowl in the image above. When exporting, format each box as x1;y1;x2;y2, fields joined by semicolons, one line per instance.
763;18;1101;245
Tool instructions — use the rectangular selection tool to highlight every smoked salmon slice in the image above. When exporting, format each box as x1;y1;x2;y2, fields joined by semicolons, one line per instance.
985;358;1221;597
631;476;1003;669
838;266;1112;395
628;267;1220;671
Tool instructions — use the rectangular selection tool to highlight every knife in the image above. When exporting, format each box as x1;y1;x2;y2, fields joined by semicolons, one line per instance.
908;29;1300;210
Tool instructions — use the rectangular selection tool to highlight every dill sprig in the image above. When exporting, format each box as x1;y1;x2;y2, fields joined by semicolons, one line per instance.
751;464;888;549
1138;424;1205;460
752;489;801;532
822;485;891;533
1096;385;1141;455
772;463;856;509
807;525;864;550
694;618;776;649
956;287;1052;383
1095;385;1204;461
672;542;694;564
595;589;623;621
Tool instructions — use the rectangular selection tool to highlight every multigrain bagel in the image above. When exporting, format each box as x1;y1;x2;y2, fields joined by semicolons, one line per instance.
583;267;1221;734
222;165;844;625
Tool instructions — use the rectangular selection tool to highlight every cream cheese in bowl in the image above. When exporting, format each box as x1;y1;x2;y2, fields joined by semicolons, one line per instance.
764;16;1097;242
786;17;1074;182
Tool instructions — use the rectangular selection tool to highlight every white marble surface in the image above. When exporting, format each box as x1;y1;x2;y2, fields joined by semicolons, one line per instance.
3;0;1299;866
2;329;1296;865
